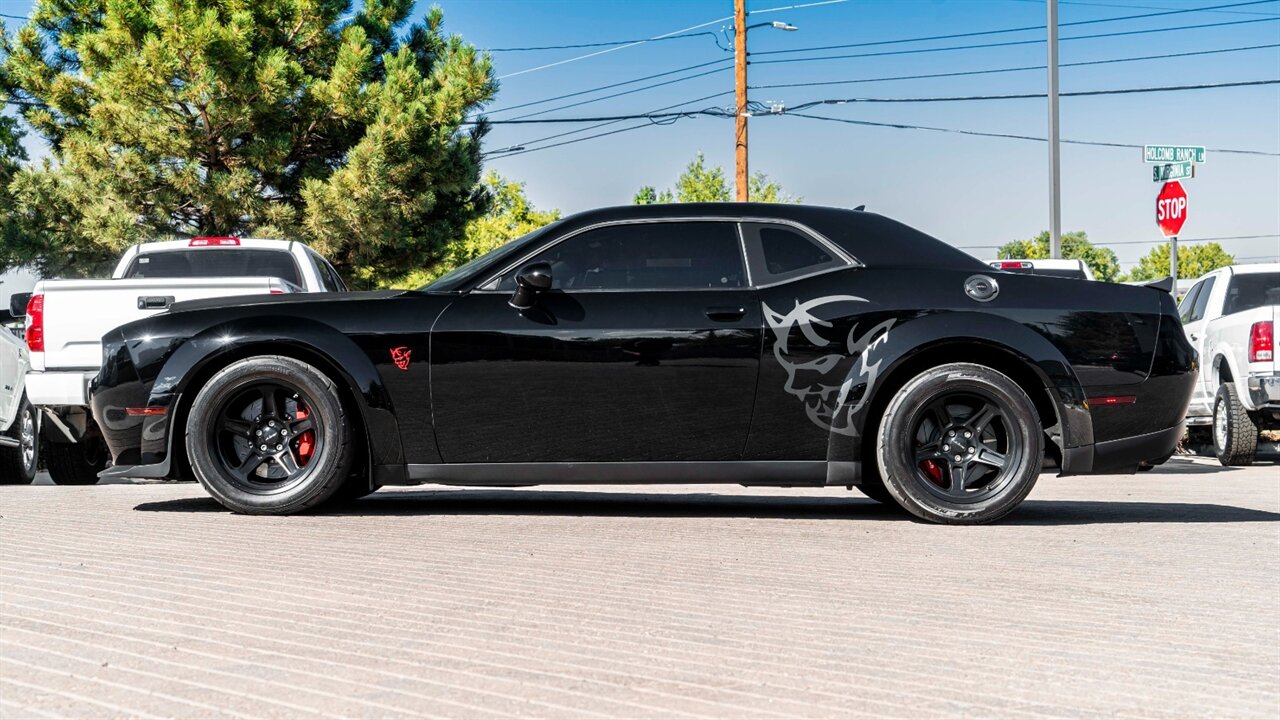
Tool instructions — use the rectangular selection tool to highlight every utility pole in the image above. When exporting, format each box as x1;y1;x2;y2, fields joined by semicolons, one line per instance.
1046;0;1062;258
734;0;749;202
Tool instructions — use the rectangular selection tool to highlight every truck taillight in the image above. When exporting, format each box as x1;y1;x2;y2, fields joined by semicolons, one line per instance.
1249;321;1273;362
189;237;240;247
25;294;44;352
994;261;1031;269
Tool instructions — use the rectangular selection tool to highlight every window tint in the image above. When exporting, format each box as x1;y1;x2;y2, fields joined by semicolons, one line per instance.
316;255;347;292
1178;281;1203;323
125;249;301;286
741;222;845;284
499;222;744;291
1188;275;1216;322
1223;272;1280;316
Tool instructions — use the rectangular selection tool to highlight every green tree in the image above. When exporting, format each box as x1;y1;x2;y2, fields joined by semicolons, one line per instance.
1124;242;1234;282
0;40;29;272
398;170;559;288
1;0;494;285
634;152;798;204
997;231;1121;282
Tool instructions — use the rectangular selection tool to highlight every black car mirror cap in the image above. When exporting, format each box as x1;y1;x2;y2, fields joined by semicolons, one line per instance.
9;292;31;320
509;262;553;310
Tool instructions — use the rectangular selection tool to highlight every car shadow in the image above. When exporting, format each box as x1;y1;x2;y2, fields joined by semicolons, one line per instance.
134;489;1280;525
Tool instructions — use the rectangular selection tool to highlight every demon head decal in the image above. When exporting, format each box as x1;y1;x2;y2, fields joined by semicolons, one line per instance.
763;296;895;436
390;346;412;371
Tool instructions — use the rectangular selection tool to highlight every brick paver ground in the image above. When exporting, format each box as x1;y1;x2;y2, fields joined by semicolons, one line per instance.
2;456;1278;719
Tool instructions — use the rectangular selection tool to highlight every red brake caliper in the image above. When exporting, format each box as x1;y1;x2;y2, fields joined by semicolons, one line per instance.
919;459;945;487
294;406;315;466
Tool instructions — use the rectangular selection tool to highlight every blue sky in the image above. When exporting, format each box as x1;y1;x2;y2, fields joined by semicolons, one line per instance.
3;0;1278;270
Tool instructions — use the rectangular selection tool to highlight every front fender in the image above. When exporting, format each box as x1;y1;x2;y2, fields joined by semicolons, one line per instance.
826;310;1091;469
148;316;403;472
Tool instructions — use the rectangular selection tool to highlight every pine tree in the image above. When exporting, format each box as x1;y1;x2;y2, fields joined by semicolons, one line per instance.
2;1;494;285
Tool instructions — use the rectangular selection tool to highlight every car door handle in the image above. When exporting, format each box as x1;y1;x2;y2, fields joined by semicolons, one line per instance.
705;306;746;321
137;295;175;310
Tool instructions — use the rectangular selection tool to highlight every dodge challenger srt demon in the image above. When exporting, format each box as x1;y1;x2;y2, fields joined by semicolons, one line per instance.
90;204;1196;524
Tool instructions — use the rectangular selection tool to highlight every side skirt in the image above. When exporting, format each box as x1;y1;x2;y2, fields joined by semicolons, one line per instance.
384;461;856;487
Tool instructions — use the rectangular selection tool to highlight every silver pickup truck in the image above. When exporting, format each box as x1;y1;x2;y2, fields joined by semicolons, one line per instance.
1178;263;1278;465
11;237;347;484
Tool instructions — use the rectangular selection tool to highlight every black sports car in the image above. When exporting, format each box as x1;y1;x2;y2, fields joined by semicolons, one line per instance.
90;203;1196;523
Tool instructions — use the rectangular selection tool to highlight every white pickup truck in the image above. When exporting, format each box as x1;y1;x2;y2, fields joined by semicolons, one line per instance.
11;237;347;484
1178;263;1278;465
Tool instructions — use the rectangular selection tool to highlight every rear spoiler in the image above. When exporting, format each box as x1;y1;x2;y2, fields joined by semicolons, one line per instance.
1144;276;1174;293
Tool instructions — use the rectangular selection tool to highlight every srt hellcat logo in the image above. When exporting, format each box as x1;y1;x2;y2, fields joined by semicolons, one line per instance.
390;346;412;371
763;296;894;437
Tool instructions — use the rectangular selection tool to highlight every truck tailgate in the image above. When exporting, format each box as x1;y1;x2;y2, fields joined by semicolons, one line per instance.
35;277;285;370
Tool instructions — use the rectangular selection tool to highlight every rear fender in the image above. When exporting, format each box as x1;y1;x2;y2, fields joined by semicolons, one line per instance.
825;311;1090;473
149;317;403;474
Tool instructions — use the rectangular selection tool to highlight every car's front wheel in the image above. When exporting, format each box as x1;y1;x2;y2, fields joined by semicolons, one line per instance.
186;356;355;514
876;363;1043;524
1;394;39;484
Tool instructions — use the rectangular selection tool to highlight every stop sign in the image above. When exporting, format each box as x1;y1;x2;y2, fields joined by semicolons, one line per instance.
1155;181;1188;237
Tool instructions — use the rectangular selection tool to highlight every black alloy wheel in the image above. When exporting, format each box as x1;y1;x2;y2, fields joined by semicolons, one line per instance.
211;381;322;494
876;363;1043;524
186;356;356;514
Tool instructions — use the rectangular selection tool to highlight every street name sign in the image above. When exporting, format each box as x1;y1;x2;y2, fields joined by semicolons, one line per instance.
1155;181;1188;237
1144;145;1206;164
1153;161;1195;182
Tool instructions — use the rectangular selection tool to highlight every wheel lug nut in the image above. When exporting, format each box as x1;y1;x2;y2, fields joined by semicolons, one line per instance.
964;431;972;438
259;444;268;451
943;444;950;451
275;444;283;451
255;429;262;436
969;447;976;453
954;455;963;462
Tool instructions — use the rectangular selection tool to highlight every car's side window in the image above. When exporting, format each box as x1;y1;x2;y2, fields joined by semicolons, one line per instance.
1188;276;1216;322
1178;281;1203;323
317;256;348;292
498;221;745;291
740;222;847;285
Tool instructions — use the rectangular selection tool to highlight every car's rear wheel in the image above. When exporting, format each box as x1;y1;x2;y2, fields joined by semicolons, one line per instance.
0;395;39;484
876;363;1043;525
186;356;354;514
44;430;107;485
1213;383;1257;466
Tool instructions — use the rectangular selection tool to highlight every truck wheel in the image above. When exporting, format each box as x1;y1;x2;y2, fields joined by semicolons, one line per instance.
44;433;107;485
1213;383;1258;466
185;356;354;515
0;395;39;484
876;363;1043;525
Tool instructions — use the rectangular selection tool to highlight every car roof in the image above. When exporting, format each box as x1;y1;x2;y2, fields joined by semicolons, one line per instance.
1226;262;1280;275
135;238;299;253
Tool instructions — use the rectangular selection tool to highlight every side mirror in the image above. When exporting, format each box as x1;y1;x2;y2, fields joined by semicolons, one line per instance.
509;262;553;310
9;293;31;321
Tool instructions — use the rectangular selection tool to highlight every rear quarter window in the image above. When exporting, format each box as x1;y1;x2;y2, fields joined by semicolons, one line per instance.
1223;272;1280;315
805;210;987;269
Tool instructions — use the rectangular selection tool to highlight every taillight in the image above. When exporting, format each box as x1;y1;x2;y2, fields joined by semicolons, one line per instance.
189;236;240;246
25;293;44;353
996;261;1032;269
1249;321;1274;362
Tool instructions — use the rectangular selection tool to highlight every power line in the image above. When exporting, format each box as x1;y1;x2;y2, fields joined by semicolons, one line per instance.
470;79;1280;124
754;0;1279;56
495;0;847;80
750;43;1279;91
782;111;1280;157
752;16;1280;65
507;66;730;121
485;58;732;115
1004;0;1280;16
785;79;1280;110
483;31;723;52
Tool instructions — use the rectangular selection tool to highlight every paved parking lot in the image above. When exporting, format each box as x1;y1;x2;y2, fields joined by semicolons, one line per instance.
2;456;1278;719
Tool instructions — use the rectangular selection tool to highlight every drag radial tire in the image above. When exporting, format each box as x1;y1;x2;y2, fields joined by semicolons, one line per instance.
876;363;1043;525
44;431;107;485
0;394;38;484
1212;383;1257;467
186;356;354;515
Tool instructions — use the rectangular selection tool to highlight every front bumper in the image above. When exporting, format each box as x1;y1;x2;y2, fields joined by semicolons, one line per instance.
1246;374;1280;409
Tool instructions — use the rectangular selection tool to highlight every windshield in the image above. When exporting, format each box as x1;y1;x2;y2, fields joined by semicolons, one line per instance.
125;249;301;286
420;220;565;292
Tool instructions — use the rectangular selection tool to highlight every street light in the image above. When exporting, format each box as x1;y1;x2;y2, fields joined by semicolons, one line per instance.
769;21;798;31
